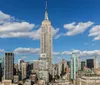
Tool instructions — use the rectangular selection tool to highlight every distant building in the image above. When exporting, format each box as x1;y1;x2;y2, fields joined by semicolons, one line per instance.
58;58;62;77
70;52;78;81
3;80;12;85
14;64;18;75
67;61;71;68
61;59;67;76
77;57;81;71
77;76;100;85
13;75;18;83
21;62;27;80
4;52;14;80
18;59;24;71
29;74;37;82
33;60;39;73
81;61;86;70
87;59;94;69
52;64;58;79
0;57;4;76
0;63;2;81
25;79;31;85
0;57;4;81
94;56;99;69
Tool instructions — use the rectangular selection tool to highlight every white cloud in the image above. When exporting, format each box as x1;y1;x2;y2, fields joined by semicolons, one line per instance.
89;25;100;41
64;21;93;36
0;22;34;33
1;47;100;58
64;22;76;30
21;56;28;59
0;11;59;40
54;33;64;39
0;11;11;24
52;28;59;36
53;50;100;57
78;50;100;57
53;51;72;56
94;36;100;41
0;11;37;39
0;30;40;40
14;47;40;54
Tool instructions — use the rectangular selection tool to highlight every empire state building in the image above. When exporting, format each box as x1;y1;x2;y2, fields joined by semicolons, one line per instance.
40;0;52;73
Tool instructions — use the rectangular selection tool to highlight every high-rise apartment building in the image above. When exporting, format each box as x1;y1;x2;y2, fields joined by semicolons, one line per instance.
4;52;14;80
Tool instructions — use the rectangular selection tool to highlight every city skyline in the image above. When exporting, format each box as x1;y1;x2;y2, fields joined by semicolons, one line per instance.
0;0;100;63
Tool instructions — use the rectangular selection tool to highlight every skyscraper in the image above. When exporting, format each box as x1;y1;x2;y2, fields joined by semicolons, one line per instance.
70;52;78;85
61;59;67;76
40;0;52;73
38;54;49;82
87;59;94;69
81;61;86;70
94;56;99;69
67;61;71;68
4;52;14;80
33;60;39;73
18;59;24;71
0;57;4;81
21;62;27;80
0;63;2;81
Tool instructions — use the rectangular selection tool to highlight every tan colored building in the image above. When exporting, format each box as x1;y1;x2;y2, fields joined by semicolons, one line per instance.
77;76;100;85
40;0;52;74
13;75;18;84
94;56;99;69
21;62;27;80
33;60;39;73
14;64;18;74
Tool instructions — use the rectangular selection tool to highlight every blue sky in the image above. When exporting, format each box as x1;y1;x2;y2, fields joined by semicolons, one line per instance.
0;0;100;63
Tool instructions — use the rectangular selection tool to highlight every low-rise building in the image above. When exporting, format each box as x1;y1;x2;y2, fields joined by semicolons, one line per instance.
77;76;100;85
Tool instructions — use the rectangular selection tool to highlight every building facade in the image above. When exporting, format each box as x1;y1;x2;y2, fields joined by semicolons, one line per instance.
70;52;78;81
38;54;49;82
81;61;86;70
94;56;99;69
4;52;14;80
33;60;39;73
21;62;27;80
86;59;94;69
18;59;24;72
0;63;2;81
40;0;52;74
77;76;100;85
0;57;4;81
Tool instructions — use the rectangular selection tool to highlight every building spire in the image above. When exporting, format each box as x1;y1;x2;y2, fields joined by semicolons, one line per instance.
45;0;49;20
